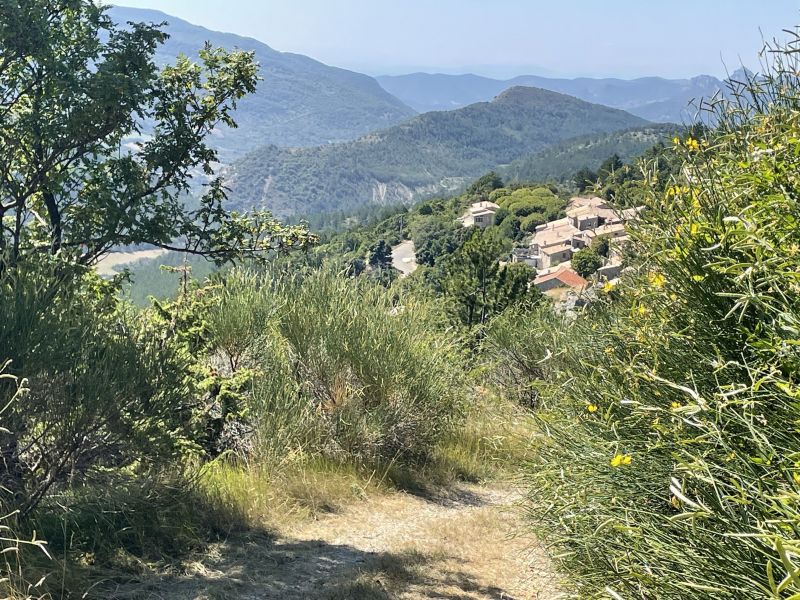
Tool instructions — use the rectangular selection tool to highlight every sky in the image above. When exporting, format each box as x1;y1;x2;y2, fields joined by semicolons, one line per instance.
111;1;800;79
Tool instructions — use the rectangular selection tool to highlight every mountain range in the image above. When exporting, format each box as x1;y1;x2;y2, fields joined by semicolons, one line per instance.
376;72;724;123
109;7;416;160
224;87;648;217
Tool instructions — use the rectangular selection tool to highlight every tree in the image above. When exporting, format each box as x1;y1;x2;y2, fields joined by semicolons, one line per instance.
591;234;611;257
367;239;392;270
442;230;537;328
597;153;624;180
572;247;603;277
468;171;504;196
574;167;598;192
0;1;314;275
0;1;317;516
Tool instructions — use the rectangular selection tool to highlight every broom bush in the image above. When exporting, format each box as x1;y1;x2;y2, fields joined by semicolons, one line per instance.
487;35;800;599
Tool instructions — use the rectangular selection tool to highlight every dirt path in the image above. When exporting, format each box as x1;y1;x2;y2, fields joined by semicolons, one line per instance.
112;483;560;599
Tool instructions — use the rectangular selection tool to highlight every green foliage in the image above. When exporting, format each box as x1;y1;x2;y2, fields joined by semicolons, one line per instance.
0;262;204;518
503;125;676;184
467;171;504;196
573;166;598;192
205;269;467;468
367;239;393;269
121;251;220;306
491;186;565;221
0;1;313;273
590;234;610;257
442;229;539;329
488;38;800;598
571;247;603;277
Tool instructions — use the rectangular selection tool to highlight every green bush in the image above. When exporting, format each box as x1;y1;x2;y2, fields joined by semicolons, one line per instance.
571;246;603;277
206;268;467;469
488;39;800;599
0;262;201;518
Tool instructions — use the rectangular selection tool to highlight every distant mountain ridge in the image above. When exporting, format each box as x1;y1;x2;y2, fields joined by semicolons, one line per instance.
376;72;725;123
110;6;416;160
223;86;649;217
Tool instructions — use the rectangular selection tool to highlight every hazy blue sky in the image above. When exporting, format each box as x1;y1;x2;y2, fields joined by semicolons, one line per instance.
111;1;800;79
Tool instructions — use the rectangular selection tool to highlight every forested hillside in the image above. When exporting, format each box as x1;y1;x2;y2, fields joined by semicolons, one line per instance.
109;7;416;160
224;86;647;217
502;124;675;183
377;71;723;122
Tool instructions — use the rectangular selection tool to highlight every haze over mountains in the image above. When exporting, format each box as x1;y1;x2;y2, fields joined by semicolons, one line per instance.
376;72;724;124
224;87;648;217
110;6;416;160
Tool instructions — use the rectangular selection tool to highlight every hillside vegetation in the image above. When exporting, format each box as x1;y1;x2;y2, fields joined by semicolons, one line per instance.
487;37;800;598
109;6;416;160
502;124;675;183
224;86;647;216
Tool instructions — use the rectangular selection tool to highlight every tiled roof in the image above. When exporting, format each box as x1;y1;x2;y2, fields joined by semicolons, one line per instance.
534;266;588;289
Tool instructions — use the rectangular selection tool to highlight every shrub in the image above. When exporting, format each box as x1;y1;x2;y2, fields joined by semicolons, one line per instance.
571;246;603;277
0;262;201;518
206;268;467;469
488;36;800;599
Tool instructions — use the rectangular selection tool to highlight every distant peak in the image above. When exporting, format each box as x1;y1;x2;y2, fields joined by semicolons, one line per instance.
493;86;549;102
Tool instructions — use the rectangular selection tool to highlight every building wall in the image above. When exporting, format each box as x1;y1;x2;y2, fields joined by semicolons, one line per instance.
473;213;495;228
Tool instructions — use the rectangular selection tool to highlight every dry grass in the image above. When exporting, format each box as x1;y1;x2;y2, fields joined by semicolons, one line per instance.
90;393;560;599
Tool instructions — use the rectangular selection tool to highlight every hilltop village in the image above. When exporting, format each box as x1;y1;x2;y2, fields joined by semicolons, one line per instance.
460;195;641;297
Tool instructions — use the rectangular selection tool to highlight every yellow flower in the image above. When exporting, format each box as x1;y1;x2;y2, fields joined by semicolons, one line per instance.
649;273;666;288
637;304;647;316
672;136;681;147
610;453;632;468
690;223;700;236
691;274;705;282
587;404;598;413
671;401;681;409
685;137;700;152
604;346;614;355
603;281;616;294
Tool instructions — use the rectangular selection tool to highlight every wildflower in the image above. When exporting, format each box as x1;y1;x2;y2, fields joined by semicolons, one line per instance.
672;136;681;147
685;137;700;152
649;273;666;288
587;404;598;413
691;274;705;282
671;401;681;409
610;453;632;468
603;281;616;293
637;304;647;316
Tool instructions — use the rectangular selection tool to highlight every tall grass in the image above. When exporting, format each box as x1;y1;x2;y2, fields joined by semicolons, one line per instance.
207;268;467;470
0;364;50;599
487;34;800;599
